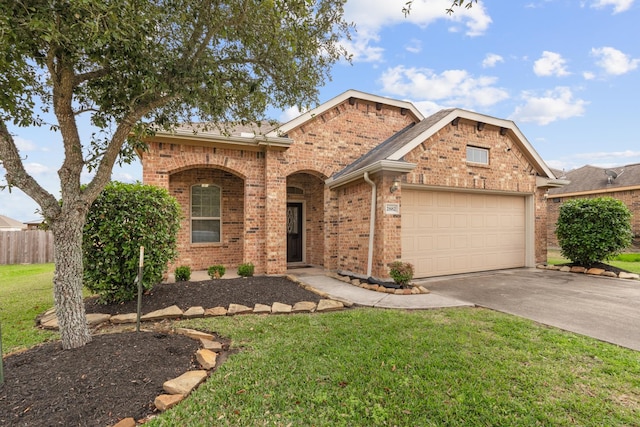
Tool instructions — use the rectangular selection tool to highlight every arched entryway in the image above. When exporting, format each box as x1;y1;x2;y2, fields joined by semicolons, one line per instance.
286;171;326;267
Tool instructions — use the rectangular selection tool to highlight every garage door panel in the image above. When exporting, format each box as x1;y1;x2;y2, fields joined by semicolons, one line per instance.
402;190;526;278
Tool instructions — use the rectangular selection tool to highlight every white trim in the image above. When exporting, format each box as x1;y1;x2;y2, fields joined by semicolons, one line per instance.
267;89;424;137
326;160;416;189
155;129;293;148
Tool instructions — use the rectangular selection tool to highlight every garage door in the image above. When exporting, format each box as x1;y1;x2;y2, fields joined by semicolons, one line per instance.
402;190;526;278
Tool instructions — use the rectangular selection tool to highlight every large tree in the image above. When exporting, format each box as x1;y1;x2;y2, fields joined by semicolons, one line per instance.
0;0;350;349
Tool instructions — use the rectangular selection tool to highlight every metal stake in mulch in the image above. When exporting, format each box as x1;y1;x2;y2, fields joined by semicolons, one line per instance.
135;246;145;333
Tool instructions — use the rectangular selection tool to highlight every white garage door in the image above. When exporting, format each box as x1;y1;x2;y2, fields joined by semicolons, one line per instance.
402;189;526;278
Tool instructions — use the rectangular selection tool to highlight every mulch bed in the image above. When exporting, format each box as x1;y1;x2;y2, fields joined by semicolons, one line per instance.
0;276;323;427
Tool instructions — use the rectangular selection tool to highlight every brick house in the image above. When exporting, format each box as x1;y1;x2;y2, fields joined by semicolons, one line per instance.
547;163;640;247
141;90;563;279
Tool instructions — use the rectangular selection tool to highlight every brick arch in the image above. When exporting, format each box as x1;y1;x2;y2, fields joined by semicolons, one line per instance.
167;163;247;180
285;168;329;181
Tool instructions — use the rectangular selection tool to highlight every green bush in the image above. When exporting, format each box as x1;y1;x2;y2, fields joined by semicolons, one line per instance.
175;266;191;282
556;197;632;266
83;182;182;304
388;261;414;287
207;264;226;279
237;262;255;277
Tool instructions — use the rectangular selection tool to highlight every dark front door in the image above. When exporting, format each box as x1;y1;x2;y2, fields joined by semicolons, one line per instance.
287;202;303;263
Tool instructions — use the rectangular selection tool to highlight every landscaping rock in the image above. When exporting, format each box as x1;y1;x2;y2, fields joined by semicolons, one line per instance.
587;268;605;276
154;394;184;411
418;286;430;294
175;328;215;341
546;265;561;271
200;338;223;352
292;301;316;313
205;306;227;317
87;313;111;326
183;306;205;318
110;313;138;324
618;272;640;280
602;271;618;278
163;370;208;395
570;266;587;274
316;299;344;312
253;303;272;314
271;302;292;314
39;308;56;325
141;305;183;321
112;417;136;427
227;303;253;315
196;349;218;370
559;266;571;272
41;317;58;330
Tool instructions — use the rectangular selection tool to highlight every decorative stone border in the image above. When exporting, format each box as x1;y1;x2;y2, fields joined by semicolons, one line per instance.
38;299;347;330
537;264;640;280
325;272;430;295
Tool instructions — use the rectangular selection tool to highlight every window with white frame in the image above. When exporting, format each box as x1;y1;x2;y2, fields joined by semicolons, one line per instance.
466;145;489;165
191;184;221;243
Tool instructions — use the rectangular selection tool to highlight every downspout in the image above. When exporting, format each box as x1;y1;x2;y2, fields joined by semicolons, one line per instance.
363;172;376;278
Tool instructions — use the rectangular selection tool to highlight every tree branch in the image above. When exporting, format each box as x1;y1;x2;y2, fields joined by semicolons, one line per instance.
0;121;61;219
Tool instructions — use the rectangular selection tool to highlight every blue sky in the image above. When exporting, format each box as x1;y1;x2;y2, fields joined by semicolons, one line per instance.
2;0;640;221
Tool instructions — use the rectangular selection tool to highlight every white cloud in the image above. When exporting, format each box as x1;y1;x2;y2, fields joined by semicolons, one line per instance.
582;71;596;80
25;162;54;176
379;65;509;109
590;0;635;14
342;0;492;63
510;87;588;125
591;46;639;75
279;106;305;123
533;51;570;77
482;53;504;68
405;39;422;54
14;136;38;152
340;28;385;63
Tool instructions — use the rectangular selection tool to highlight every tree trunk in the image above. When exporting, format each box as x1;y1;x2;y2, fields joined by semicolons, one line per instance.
50;210;92;349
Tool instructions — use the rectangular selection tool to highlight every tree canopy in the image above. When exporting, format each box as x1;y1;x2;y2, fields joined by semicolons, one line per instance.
0;0;351;349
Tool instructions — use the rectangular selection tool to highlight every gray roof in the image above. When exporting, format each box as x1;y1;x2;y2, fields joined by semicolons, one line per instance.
548;163;640;195
170;120;280;138
334;109;455;178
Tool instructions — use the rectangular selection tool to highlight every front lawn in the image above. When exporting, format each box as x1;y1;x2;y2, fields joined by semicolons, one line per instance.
548;249;640;274
0;263;58;354
148;309;640;427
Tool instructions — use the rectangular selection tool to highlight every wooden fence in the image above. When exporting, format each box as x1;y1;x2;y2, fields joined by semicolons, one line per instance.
0;230;54;265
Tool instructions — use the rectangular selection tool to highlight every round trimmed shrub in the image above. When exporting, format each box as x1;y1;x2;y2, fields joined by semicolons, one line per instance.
83;182;182;304
388;261;414;287
175;266;191;282
237;262;254;277
207;265;226;279
555;197;632;266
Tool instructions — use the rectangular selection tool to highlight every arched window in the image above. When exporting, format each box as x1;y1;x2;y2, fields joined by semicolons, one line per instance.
191;184;221;243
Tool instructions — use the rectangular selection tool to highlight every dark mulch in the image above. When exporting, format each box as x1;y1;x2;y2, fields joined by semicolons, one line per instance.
1;276;323;427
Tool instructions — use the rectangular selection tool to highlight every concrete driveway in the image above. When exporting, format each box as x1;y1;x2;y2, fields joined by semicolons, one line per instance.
418;268;640;352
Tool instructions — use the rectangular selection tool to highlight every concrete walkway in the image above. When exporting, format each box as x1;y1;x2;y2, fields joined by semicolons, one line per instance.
289;269;473;310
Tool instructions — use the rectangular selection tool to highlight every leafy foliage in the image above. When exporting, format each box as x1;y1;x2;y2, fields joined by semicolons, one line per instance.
208;265;226;279
83;182;181;304
556;197;632;266
174;266;191;282
388;261;414;287
237;262;255;278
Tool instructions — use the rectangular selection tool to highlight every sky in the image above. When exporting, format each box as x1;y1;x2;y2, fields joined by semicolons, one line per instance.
2;0;640;221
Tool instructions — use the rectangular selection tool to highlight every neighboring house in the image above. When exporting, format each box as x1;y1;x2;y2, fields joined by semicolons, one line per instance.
0;215;27;231
140;90;563;279
547;163;640;247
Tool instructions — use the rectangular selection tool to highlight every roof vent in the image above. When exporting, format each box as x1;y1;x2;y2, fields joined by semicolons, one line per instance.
605;169;624;184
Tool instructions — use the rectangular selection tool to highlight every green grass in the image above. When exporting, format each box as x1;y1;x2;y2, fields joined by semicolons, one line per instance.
147;309;640;427
547;249;640;274
0;263;58;355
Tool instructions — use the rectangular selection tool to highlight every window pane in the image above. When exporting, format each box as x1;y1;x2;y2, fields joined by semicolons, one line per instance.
192;185;220;217
467;146;488;164
192;219;220;243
